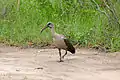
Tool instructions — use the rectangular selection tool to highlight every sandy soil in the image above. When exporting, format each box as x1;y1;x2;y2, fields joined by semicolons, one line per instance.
0;45;120;80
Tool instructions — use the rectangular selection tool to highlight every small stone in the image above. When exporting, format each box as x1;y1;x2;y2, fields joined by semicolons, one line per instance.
16;69;20;71
35;67;43;70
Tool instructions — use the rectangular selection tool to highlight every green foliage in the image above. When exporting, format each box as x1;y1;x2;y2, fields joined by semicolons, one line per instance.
0;0;120;51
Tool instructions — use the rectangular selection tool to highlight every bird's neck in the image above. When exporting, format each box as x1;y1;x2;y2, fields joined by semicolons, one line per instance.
50;27;56;36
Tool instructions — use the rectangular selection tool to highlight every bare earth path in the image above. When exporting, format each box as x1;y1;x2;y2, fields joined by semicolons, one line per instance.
0;45;120;80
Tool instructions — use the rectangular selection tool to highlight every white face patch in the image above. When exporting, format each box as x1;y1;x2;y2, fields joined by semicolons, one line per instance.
49;23;54;28
49;25;52;28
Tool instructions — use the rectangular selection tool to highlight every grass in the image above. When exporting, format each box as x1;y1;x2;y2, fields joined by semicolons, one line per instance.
0;0;120;52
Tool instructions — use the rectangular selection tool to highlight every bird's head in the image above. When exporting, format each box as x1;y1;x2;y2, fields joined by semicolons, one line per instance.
40;22;54;33
46;22;54;28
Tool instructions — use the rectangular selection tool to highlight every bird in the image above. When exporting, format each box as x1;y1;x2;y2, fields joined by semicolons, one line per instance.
40;22;75;62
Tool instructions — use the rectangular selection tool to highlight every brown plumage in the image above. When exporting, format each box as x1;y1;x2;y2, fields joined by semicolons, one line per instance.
41;22;75;62
64;39;75;54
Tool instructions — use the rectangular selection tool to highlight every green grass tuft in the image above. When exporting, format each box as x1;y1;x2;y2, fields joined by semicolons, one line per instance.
0;0;120;51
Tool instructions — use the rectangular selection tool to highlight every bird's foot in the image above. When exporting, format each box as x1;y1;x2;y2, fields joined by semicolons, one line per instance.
59;60;64;62
61;56;65;59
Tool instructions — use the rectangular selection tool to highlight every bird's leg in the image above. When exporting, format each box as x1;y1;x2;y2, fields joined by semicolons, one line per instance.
58;48;63;62
62;50;67;59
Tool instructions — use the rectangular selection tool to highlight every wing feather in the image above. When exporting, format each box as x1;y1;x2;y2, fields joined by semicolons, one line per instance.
64;39;75;54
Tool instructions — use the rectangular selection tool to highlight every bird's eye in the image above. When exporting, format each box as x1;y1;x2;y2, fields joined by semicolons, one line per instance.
48;23;51;25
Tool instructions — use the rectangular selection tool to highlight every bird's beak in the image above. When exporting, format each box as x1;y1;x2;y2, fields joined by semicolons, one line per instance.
40;26;47;33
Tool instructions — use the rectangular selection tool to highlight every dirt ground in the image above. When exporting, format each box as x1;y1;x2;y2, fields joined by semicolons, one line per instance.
0;44;120;80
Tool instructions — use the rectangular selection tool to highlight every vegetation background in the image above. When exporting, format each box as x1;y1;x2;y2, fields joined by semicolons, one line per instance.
0;0;120;52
